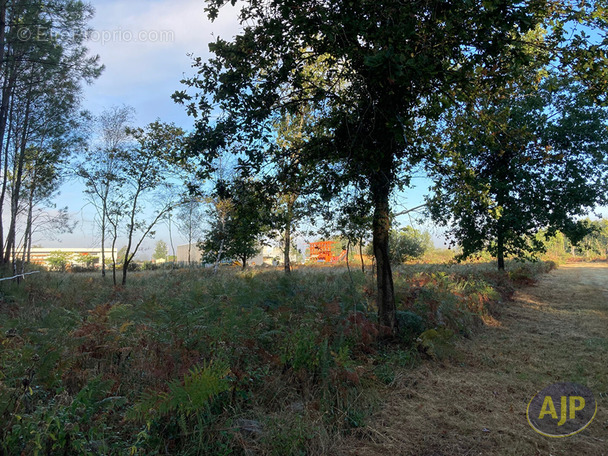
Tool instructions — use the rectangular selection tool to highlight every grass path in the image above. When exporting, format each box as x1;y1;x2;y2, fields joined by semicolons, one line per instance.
340;262;608;455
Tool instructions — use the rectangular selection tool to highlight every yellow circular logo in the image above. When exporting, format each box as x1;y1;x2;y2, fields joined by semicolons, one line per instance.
527;382;597;438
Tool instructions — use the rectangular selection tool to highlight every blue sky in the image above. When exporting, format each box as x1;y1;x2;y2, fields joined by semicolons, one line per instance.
49;0;434;256
50;0;244;253
80;0;242;129
47;1;608;257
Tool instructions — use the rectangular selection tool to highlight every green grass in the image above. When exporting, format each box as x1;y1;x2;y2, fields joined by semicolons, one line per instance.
0;262;554;455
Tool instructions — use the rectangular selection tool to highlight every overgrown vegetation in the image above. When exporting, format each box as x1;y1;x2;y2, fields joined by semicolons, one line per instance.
0;261;555;455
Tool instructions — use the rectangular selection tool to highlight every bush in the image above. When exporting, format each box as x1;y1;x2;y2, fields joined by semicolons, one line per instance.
416;328;455;361
46;251;74;271
364;227;432;264
389;227;432;264
396;310;426;343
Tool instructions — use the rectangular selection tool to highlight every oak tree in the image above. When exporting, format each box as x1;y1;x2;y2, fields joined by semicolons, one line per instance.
175;0;568;331
428;76;608;269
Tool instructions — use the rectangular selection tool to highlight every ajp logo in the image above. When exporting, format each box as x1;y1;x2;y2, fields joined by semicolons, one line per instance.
527;382;597;437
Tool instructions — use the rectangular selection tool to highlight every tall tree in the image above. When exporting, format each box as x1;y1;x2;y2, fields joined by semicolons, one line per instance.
175;0;556;331
152;240;168;261
116;121;185;285
201;177;272;270
577;219;608;258
77;105;135;277
271;108;320;274
428;75;608;270
175;195;206;265
0;0;102;271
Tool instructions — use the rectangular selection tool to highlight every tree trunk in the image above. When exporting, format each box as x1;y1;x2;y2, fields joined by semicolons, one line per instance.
497;249;505;271
100;174;114;279
24;159;37;264
122;175;146;286
0;3;6;74
5;96;31;264
372;180;397;332
101;208;106;277
242;255;247;270
497;227;505;271
346;238;353;281
284;219;291;274
187;218;192;266
122;259;129;285
214;239;224;274
168;214;176;266
22;184;35;266
111;226;118;286
26;218;33;264
0;71;17;263
359;237;365;273
121;253;129;286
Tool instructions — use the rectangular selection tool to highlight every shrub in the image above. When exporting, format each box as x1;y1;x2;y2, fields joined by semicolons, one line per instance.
396;310;426;343
389;227;432;264
416;328;455;361
46;252;74;271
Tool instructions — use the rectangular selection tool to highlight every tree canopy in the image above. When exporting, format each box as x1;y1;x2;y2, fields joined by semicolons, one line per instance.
428;75;608;269
0;0;102;271
174;0;571;331
201;177;273;270
153;240;169;261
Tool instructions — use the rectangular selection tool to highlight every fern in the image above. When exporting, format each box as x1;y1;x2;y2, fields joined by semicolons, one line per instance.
128;362;231;422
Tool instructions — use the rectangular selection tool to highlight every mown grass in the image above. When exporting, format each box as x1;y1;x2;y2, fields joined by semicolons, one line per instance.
0;260;555;455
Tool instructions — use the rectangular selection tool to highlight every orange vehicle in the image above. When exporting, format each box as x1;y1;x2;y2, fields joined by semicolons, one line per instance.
309;241;347;263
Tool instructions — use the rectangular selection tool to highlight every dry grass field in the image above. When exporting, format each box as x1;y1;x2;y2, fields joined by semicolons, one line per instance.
340;263;608;455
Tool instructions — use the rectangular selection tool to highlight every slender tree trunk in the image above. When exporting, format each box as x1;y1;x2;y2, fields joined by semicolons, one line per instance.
359;237;365;273
284;216;292;274
22;187;35;265
101;156;117;279
346;238;353;282
21;227;27;266
0;2;6;72
241;255;247;270
100;179;112;278
168;215;176;266
122;172;148;285
26;218;33;264
122;256;131;285
0;72;17;262
122;237;132;286
214;211;226;274
111;224;118;286
187;208;193;265
372;176;397;332
121;249;132;285
5;96;31;264
22;160;38;266
101;209;106;277
214;239;224;274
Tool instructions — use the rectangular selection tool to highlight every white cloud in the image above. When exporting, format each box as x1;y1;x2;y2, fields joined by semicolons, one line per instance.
55;0;243;248
83;0;243;127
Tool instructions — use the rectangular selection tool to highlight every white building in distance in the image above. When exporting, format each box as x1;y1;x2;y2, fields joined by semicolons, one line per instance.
18;247;118;268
